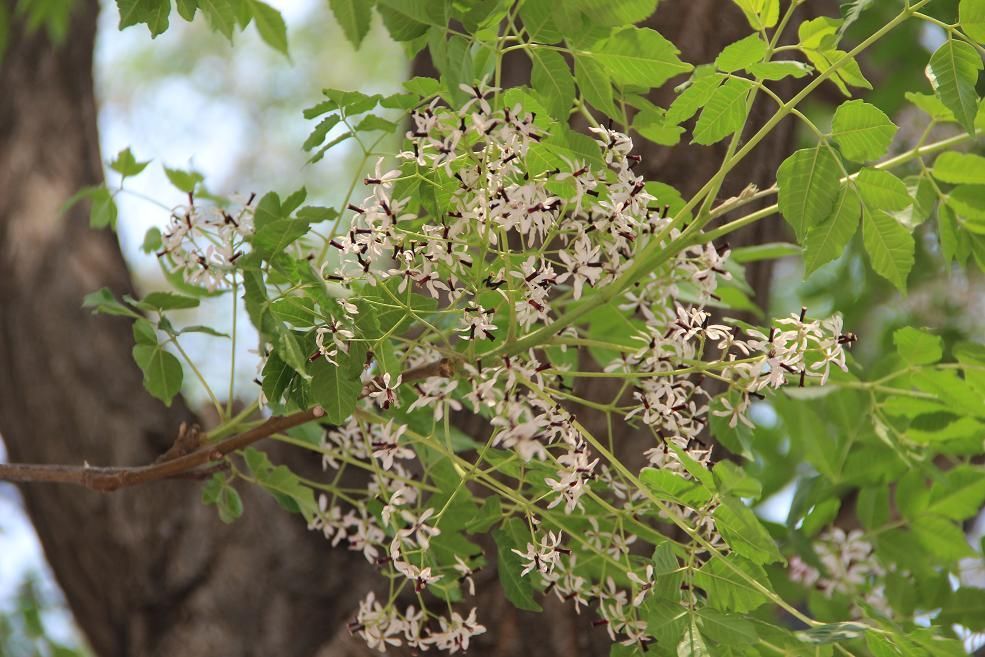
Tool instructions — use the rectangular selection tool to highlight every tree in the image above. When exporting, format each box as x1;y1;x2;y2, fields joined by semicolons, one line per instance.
0;1;794;654
3;1;985;656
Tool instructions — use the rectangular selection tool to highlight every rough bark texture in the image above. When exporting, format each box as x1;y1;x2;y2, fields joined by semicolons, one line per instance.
0;1;802;656
0;2;373;656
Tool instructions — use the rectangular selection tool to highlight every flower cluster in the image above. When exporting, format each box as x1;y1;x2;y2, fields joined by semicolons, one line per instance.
247;85;858;654
157;194;254;291
349;592;486;653
789;527;889;617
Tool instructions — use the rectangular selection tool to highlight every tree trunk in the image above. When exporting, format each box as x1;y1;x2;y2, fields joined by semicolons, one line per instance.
0;3;373;656
0;2;800;656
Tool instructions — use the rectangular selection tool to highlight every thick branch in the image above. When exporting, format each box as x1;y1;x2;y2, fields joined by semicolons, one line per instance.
0;407;325;490
0;358;453;491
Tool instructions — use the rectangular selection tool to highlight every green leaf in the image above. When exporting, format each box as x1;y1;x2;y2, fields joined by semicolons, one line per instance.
906;91;955;122
261;353;294;406
216;485;243;523
861;203;914;293
856;168;912;212
946;185;985;234
176;0;197;20
932;151;985;184
730;242;801;263
831;99;897;162
697;608;758;646
377;0;445;27
252;219;310;259
798;20;871;96
893;326;942;365
748;60;812;80
677;623;711;657
640;468;712;506
403;76;440;97
377;0;442;41
179;325;230;338
329;0;372;48
138;291;201;311
638;599;687;648
731;0;778;30
575;55;618;118
939;587;985;630
243;447;318;520
839;0;875;36
530;48;575;120
82;287;138;317
465;496;501;533
296;205;338;223
202;474;244;523
714;498;784;564
693;555;770;613
926;39;982;135
134;318;159;346
132;344;183;405
198;0;238;38
928;467;985;520
518;0;562;43
282;187;307;216
492;518;542;612
354;114;398;133
960;0;985;44
666;68;722;124
851;168;914;291
109;147;150;177
141;227;162;254
270;296;317;326
797;622;870;644
715;34;767;73
593;27;691;89
803;185;860;274
277;329;311;382
309;351;364;424
248;0;288;55
856;486;889;530
692;77;753;146
163;166;203;193
908;416;985;444
712;461;761;499
776;145;842;241
632;107;684;145
88;186;118;229
911;515;975;561
253;191;283;228
117;0;171;37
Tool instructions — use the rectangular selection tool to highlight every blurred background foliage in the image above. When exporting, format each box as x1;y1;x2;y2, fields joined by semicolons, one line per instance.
2;0;985;652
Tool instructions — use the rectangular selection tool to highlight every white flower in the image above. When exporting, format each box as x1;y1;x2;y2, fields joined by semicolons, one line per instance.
429;608;486;654
369;373;401;409
627;564;654;606
398;507;441;550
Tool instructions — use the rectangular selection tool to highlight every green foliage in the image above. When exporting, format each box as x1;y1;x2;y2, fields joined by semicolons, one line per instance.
777;145;842;241
66;0;985;654
492;519;542;612
926;38;982;135
831;100;897;162
693;78;753;146
592;27;691;88
329;0;373;48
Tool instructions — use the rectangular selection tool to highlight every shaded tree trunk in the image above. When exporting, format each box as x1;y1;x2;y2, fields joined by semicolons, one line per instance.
0;2;802;657
0;3;373;656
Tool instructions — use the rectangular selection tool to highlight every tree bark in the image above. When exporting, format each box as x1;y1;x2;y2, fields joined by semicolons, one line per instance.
0;2;801;657
0;3;373;656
